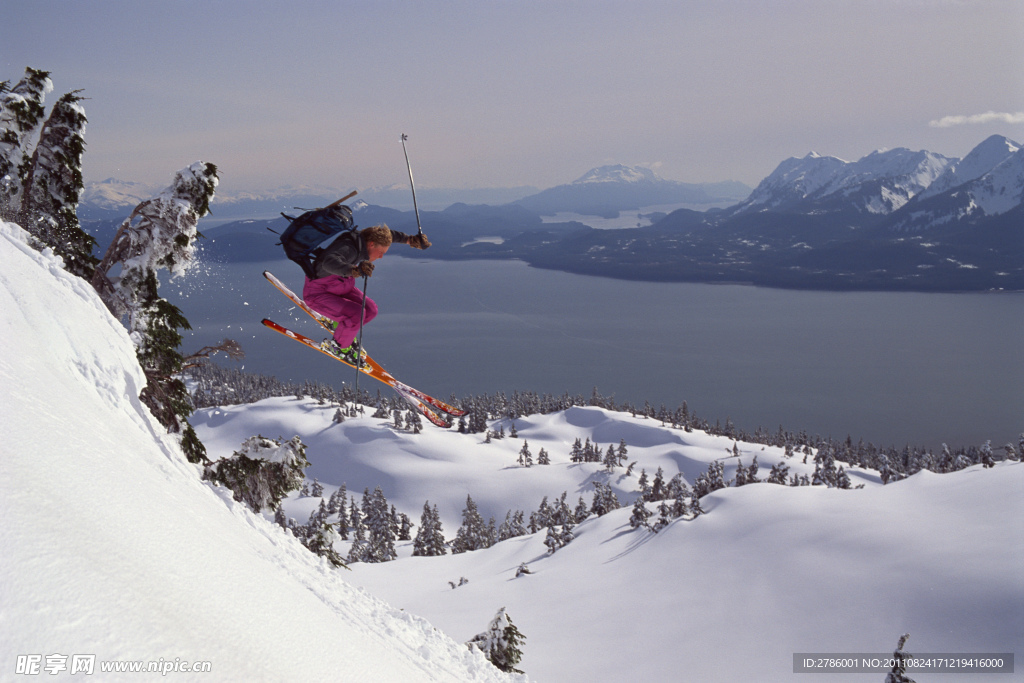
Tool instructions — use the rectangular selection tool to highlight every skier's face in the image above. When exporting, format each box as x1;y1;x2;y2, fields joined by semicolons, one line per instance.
367;241;390;262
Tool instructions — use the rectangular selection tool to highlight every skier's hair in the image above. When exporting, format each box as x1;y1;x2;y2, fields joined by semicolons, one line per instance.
361;225;393;247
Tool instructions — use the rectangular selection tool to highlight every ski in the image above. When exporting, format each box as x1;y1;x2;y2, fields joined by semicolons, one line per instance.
262;271;467;420
261;318;452;428
264;270;337;332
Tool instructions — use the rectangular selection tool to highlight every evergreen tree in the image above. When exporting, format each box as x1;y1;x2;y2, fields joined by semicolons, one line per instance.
537;447;550;465
362;486;396;563
689;495;705;517
884;633;916;683
629;496;652;530
413;502;447;556
1;68;97;279
590;482;621;517
311;478;324;498
301;521;346;568
602;444;618;471
544;525;562;554
650;466;666;500
980;440;995;468
517;440;533;467
574;496;590;523
653;501;673;531
347;499;368;563
452;495;489;554
204;435;309;513
570;437;584;463
767;460;790;485
397;511;413;541
466;607;526;674
91;161;219;464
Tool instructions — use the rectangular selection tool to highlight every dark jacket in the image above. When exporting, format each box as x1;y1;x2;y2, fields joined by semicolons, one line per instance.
311;229;411;279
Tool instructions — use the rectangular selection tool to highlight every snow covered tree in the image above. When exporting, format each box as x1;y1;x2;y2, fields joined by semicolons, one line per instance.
650;466;666;500
980;440;995;468
629;496;652;530
498;510;528;541
601;444;618;472
573;496;590;523
347;499;368;563
590;482;621;517
544;525;562;554
884;633;916;683
466;607;526;674
361;486;396;563
204;435;309;513
90;162;218;463
413;502;447;556
517;440;533;467
1;68;96;279
537;447;550;465
452;495;489;553
767;460;790;485
570;437;584;463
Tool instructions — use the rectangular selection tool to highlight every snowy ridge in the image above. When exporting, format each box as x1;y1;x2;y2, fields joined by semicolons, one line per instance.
80;177;162;210
0;220;523;683
572;164;660;184
734;136;1024;224
737;148;955;214
919;134;1021;200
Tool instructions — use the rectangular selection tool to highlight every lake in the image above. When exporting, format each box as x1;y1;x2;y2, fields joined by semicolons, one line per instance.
166;254;1023;452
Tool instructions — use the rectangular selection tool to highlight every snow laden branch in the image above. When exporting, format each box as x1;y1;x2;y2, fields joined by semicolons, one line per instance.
92;161;218;318
466;607;527;674
90;161;219;463
0;67;95;278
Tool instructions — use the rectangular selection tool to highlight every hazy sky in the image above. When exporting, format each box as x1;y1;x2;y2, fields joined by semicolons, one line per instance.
4;0;1023;195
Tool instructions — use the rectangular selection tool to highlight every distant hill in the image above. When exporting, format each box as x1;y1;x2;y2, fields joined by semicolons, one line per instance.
80;138;1022;292
530;135;1022;291
513;164;751;217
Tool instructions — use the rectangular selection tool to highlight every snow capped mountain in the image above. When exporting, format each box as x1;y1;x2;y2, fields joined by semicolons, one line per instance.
969;144;1024;215
735;148;955;215
889;136;1024;231
918;134;1021;200
80;177;161;210
516;165;750;216
572;164;661;184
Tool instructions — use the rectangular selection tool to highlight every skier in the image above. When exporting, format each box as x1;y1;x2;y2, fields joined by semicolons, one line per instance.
304;224;430;363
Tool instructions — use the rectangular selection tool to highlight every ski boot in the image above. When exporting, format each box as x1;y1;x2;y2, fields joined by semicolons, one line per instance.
320;338;366;366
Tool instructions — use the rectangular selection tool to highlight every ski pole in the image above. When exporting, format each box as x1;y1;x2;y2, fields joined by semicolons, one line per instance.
352;275;369;407
400;133;424;237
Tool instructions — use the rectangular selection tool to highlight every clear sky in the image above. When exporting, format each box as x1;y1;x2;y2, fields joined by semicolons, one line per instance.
4;0;1023;195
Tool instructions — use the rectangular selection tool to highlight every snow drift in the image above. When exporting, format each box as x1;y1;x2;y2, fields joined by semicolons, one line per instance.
0;221;522;682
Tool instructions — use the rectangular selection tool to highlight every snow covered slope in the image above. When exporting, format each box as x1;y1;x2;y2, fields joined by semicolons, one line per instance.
0;221;522;682
193;395;1024;682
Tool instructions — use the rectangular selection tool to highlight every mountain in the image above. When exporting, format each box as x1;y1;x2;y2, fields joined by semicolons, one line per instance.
918;134;1021;200
731;147;956;216
505;136;1023;291
513;164;751;217
0;220;521;683
891;138;1024;231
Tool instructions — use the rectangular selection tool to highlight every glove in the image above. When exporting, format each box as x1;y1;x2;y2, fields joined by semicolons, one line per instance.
353;261;374;277
408;233;431;250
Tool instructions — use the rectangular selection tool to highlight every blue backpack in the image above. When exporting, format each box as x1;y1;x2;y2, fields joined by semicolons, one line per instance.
276;203;356;279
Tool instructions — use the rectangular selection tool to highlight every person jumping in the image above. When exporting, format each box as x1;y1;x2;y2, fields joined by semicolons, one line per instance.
303;224;430;364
